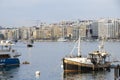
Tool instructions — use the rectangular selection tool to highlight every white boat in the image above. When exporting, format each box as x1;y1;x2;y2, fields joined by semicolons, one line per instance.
62;31;111;73
57;37;68;42
0;40;21;67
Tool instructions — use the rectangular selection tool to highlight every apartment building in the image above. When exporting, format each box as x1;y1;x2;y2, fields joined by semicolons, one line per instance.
98;18;120;39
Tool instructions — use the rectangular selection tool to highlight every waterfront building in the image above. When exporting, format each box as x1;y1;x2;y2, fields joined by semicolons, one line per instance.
90;21;98;39
20;27;29;40
0;28;4;39
0;28;20;40
51;24;62;40
32;27;40;40
19;27;33;40
0;33;4;39
72;20;93;40
72;24;86;40
66;26;73;40
98;18;120;39
0;29;6;39
0;18;120;41
42;26;52;40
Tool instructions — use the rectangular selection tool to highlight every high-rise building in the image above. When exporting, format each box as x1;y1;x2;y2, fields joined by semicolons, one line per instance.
98;18;120;39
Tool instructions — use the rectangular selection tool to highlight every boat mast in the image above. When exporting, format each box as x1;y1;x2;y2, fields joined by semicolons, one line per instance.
78;29;81;57
99;37;105;52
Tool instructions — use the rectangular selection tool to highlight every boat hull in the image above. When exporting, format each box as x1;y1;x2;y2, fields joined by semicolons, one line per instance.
63;58;111;73
27;44;33;47
0;58;20;67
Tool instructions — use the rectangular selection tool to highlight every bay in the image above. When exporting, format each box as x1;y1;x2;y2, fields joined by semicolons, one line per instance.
0;41;120;80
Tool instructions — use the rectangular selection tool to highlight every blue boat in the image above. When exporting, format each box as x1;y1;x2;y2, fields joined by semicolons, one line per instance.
0;40;21;67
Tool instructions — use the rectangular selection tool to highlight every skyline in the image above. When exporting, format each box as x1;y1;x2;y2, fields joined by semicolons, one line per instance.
0;0;120;27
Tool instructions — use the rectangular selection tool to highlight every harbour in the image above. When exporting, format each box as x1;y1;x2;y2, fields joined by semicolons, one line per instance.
0;0;120;79
0;41;120;80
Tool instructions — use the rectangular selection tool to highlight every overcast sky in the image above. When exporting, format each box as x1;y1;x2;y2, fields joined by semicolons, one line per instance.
0;0;120;27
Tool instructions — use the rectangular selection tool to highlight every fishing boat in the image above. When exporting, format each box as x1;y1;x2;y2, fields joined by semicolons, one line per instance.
0;40;21;67
62;31;111;73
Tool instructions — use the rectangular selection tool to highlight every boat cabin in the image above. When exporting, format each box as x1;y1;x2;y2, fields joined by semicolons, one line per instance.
89;51;109;65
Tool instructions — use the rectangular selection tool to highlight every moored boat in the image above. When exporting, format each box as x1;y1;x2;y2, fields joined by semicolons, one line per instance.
57;37;68;42
0;40;21;67
27;38;34;47
62;30;111;73
27;44;33;47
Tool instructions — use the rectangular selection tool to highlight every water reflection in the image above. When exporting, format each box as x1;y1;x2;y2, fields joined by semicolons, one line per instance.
63;70;113;80
22;47;32;64
0;66;19;80
27;47;32;62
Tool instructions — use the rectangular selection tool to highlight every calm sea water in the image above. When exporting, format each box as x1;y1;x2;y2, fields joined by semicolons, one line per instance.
0;41;120;80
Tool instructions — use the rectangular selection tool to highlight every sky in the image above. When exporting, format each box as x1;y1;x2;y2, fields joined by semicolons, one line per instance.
0;0;120;27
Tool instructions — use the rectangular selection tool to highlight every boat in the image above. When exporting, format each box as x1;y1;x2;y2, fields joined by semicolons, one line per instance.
27;38;34;47
0;40;21;67
27;44;33;47
57;37;68;42
62;31;111;73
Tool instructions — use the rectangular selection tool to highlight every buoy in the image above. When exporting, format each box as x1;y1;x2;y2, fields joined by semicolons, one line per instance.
35;71;40;76
61;64;63;68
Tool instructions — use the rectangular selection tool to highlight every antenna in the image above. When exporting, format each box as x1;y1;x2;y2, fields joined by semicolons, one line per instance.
78;29;82;57
99;37;105;52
